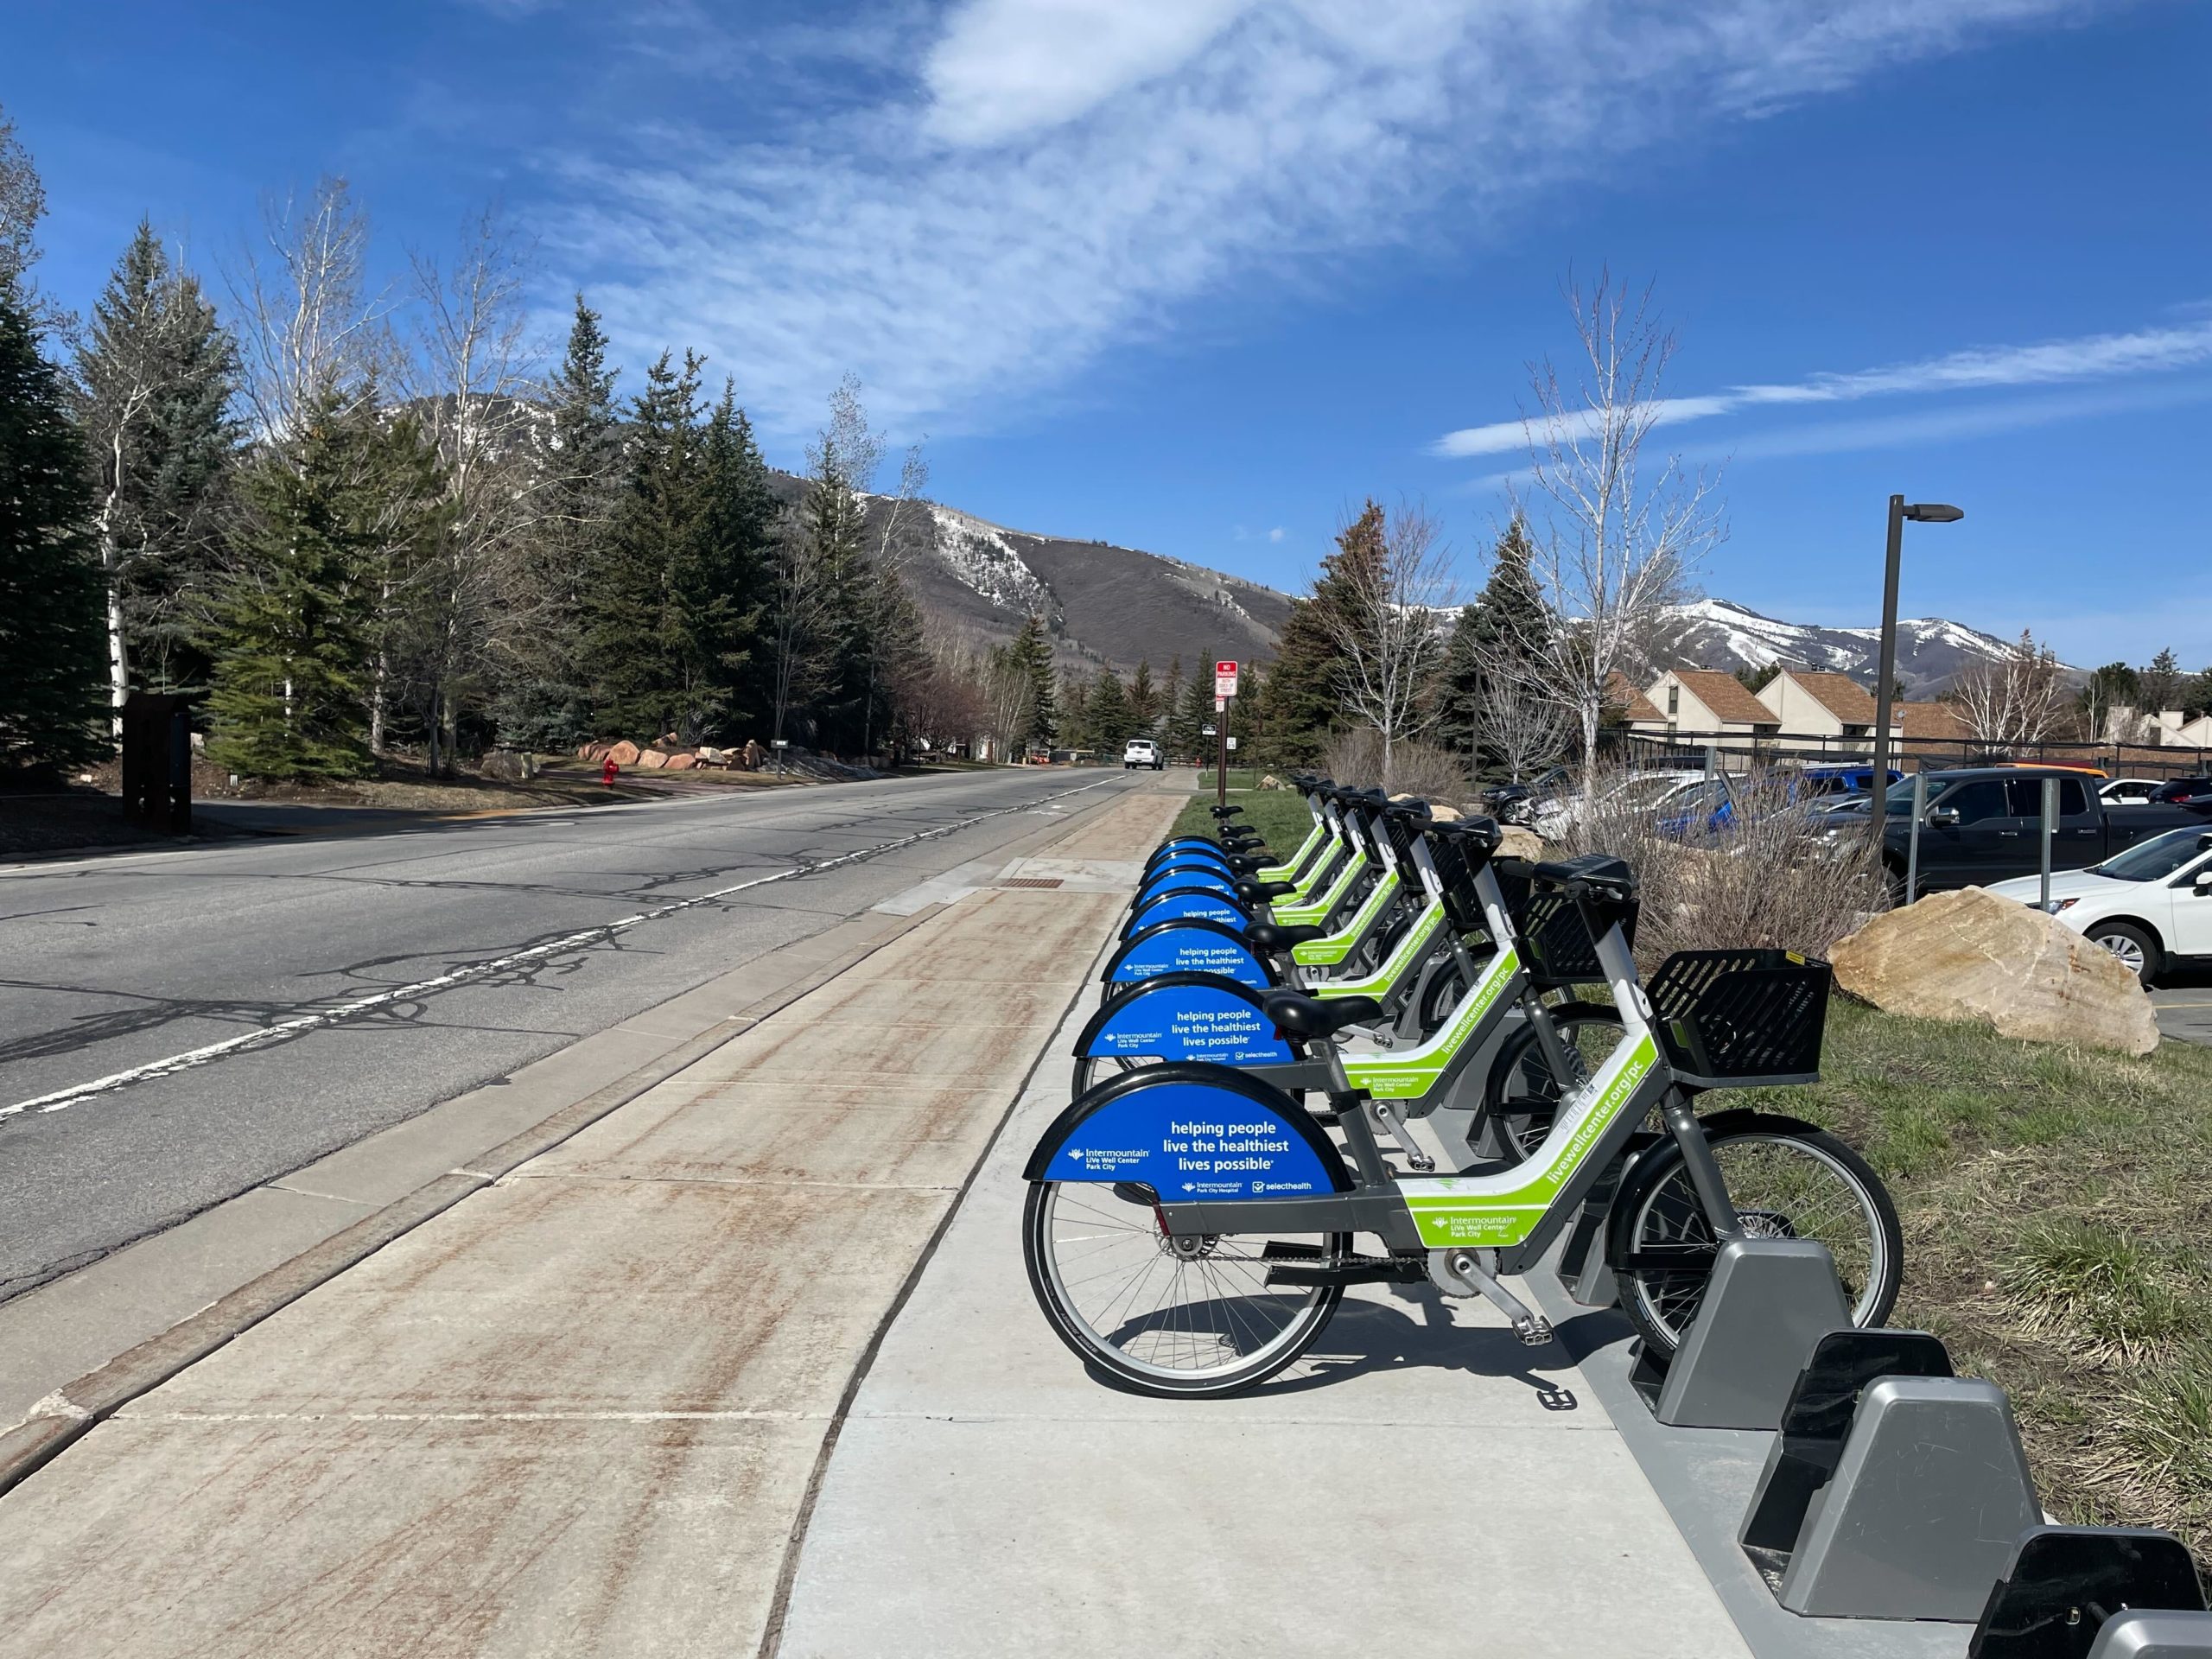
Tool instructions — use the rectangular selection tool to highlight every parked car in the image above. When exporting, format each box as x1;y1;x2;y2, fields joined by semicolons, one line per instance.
1989;826;2212;984
2149;776;2212;807
1122;738;1163;771
2099;777;2167;805
1821;766;2209;891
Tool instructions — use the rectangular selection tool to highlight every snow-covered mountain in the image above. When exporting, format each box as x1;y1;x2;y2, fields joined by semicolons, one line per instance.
813;482;1294;677
1650;598;2031;695
774;469;2034;694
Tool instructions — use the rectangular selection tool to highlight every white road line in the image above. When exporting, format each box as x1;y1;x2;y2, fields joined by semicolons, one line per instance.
2;776;1122;1122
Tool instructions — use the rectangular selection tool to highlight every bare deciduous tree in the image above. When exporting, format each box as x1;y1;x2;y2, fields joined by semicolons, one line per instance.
401;207;541;771
1955;629;2064;748
230;178;391;448
1517;273;1722;794
1470;632;1573;784
1312;503;1455;794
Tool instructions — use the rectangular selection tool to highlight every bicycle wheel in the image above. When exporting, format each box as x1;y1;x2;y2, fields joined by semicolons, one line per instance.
1478;1002;1624;1164
1612;1115;1901;1356
1023;1181;1347;1396
1069;1052;1166;1097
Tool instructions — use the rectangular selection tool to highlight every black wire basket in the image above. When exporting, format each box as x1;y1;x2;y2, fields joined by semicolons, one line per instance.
1429;830;1499;937
1646;949;1831;1088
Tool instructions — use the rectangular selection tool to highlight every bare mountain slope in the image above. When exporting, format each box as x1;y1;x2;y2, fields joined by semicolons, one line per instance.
799;478;1294;675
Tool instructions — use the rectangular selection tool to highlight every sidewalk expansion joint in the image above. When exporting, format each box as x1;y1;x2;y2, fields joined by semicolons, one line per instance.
509;1173;966;1193
122;1408;834;1425
261;1181;378;1207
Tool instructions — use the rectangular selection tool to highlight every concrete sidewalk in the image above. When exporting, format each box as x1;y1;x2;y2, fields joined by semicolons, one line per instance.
775;973;1751;1655
0;786;1180;1657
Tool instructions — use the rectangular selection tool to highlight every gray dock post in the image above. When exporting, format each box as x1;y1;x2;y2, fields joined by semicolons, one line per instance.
1651;1236;1851;1431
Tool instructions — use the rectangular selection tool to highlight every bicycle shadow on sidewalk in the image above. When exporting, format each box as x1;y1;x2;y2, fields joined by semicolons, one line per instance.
1254;1282;1632;1408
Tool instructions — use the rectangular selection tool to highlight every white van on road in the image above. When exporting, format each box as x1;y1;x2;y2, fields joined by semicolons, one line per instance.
1122;738;1163;771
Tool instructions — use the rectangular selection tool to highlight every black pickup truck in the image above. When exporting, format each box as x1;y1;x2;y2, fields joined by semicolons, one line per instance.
1823;767;2210;891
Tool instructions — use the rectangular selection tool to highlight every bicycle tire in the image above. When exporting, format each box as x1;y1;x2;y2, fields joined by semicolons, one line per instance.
1476;1002;1623;1164
1610;1113;1901;1357
1023;1181;1346;1397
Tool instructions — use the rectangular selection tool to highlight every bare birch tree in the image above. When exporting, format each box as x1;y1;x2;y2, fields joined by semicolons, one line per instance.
1312;503;1454;793
1955;629;2064;748
400;207;540;771
230;178;390;448
1517;273;1722;794
1471;632;1573;783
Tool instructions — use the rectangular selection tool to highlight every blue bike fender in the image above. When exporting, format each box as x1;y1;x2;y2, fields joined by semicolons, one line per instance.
1077;974;1296;1065
1150;838;1231;864
1140;855;1236;887
1024;1065;1348;1198
1133;869;1240;909
1101;919;1275;989
1123;888;1248;936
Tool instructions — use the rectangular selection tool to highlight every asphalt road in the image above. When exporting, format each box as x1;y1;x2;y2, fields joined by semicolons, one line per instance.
0;767;1145;1303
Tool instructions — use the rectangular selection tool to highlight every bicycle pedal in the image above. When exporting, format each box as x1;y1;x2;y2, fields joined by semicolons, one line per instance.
1513;1316;1556;1347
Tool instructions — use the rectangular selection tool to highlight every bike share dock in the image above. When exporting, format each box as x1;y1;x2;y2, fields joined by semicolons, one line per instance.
775;967;1749;1657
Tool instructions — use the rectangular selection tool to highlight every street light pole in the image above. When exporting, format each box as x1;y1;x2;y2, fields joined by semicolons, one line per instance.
1867;496;1965;832
1870;496;1907;826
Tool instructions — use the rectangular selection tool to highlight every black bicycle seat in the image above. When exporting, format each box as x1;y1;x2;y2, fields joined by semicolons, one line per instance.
1532;853;1635;897
1236;879;1296;902
1262;989;1383;1039
1210;804;1246;819
1245;921;1326;951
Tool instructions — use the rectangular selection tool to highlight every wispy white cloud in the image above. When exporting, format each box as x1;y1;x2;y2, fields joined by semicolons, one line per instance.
1433;315;2212;458
547;0;2098;441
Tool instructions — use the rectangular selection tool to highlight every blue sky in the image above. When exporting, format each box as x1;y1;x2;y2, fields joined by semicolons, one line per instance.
7;0;2209;666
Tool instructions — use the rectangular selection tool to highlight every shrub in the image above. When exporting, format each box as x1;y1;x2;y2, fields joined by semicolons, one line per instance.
1319;730;1470;803
1554;766;1886;963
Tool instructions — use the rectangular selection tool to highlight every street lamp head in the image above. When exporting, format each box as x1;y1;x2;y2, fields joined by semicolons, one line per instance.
1902;503;1964;524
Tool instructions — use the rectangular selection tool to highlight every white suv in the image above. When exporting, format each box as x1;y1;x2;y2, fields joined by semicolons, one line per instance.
1122;738;1163;771
1988;825;2212;985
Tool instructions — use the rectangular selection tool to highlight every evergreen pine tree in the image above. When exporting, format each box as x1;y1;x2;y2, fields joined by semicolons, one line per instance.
1088;664;1130;748
1160;658;1192;756
201;394;381;779
1171;660;1213;765
1127;658;1159;730
70;220;238;707
2139;648;2183;716
0;270;105;769
1433;516;1552;766
586;351;707;740
1252;501;1384;767
1005;614;1056;747
497;295;619;748
1058;668;1090;752
676;383;775;741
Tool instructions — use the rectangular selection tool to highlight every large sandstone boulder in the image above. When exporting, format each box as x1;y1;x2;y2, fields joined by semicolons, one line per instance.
1496;824;1546;863
605;741;641;767
1830;887;2159;1057
634;748;668;770
1427;803;1463;823
664;753;696;771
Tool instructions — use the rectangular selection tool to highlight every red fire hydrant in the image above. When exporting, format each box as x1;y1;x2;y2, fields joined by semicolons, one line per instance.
601;755;620;788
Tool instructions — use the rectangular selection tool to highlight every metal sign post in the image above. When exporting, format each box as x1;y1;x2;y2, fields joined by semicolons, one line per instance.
1213;662;1238;810
1904;772;1927;906
2039;774;2058;911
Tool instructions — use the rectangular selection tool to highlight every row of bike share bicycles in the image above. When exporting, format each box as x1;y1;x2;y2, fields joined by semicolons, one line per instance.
1021;776;1904;1396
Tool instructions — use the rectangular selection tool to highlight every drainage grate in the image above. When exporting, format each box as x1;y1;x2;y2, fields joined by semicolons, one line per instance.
1000;877;1065;889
